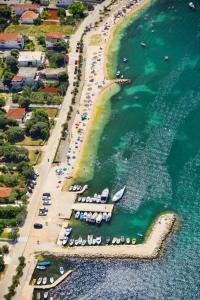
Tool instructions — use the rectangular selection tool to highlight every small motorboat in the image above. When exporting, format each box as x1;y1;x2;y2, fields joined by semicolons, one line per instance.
102;212;107;220
50;277;54;284
78;236;83;245
62;237;68;246
92;238;96;245
116;238;121;245
75;211;80;219
36;265;46;270
42;277;47;285
36;292;41;300
69;239;74;246
121;236;125;244
164;55;169;61
123;57;128;63
82;240;87;246
132;238;137;245
96;213;103;224
112;186;126;203
106;237;111;244
101;188;109;203
69;186;73;192
112;237;117;245
106;212;112;222
65;227;72;236
140;42;146;47
96;236;102;245
80;212;84;221
37;277;42;285
59;266;64;275
37;261;51;267
126;238;131;244
189;2;195;9
44;291;48;299
116;70;121;77
75;239;79;246
87;235;93;245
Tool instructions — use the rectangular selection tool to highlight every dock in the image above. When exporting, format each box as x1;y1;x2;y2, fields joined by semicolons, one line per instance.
72;203;114;213
34;270;73;290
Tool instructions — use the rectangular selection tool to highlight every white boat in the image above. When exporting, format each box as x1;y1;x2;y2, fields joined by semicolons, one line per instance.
36;265;46;270
44;291;48;299
62;237;68;246
36;292;41;300
82;240;87;246
50;277;54;284
65;227;72;236
96;213;103;224
126;237;131;244
75;239;79;246
106;212;112;222
189;2;195;9
75;211;80;219
42;277;47;285
112;237;117;245
59;266;64;275
102;212;107;220
87;235;93;245
78;236;83;245
112;186;126;203
116;70;121;77
37;277;42;285
116;238;121;245
69;239;74;246
101;188;109;202
140;42;146;47
123;57;128;62
92;238;96;245
96;236;102;245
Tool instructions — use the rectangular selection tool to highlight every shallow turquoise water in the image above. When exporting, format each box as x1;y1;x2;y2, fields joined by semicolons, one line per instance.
51;0;200;298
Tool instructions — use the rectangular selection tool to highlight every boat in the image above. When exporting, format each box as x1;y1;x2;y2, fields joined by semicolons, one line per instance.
83;212;87;220
42;277;47;285
59;266;64;275
96;236;102;245
106;237;111;244
112;237;117;245
80;212;84;221
44;291;48;299
96;213;103;224
123;57;128;62
164;56;169;61
137;233;143;238
65;227;72;236
102;212;107;220
112;186;126;203
106;212;112;222
75;211;80;219
37;261;51;267
126;237;131;244
62;237;68;246
69;186;73;192
87;235;93;245
82;240;87;246
116;238;121;245
50;277;54;284
121;236;125;244
36;265;46;270
101;188;109;202
92;238;96;245
132;238;137;245
37;277;42;285
116;70;121;77
78;236;83;245
140;42;146;47
36;292;41;300
69;239;74;246
92;212;98;221
75;239;79;246
189;2;195;9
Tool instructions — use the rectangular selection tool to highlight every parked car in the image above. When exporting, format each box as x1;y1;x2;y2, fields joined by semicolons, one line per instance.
34;223;43;229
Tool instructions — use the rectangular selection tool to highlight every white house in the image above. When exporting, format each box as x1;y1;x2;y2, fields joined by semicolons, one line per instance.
0;33;24;49
20;10;39;24
11;4;40;17
56;0;73;8
18;51;45;67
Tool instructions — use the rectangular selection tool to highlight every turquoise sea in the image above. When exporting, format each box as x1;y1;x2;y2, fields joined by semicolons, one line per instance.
51;0;200;298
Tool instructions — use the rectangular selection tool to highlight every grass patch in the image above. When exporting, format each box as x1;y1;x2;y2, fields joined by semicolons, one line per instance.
32;107;59;119
28;150;42;165
0;228;10;239
17;136;44;146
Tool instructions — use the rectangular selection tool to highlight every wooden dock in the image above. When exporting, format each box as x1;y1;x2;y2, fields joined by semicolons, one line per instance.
72;203;114;213
34;270;73;290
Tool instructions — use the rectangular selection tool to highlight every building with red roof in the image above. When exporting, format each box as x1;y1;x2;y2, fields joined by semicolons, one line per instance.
0;187;12;199
46;32;64;49
11;75;24;90
11;3;40;16
6;108;26;125
20;11;39;24
0;32;24;49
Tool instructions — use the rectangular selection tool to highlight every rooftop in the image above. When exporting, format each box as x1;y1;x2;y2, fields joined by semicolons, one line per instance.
0;32;23;42
12;75;23;82
20;10;38;20
18;51;44;62
12;4;40;9
0;187;12;198
6;108;25;120
18;67;38;77
46;32;63;39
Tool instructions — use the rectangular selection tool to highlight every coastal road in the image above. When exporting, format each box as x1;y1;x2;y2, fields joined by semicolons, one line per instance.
0;0;115;299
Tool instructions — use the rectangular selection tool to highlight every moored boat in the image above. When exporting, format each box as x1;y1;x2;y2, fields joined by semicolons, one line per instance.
37;261;51;267
121;236;125;244
96;213;103;224
189;2;195;9
44;291;48;299
106;237;111;244
36;292;41;300
101;188;109;203
62;237;68;246
42;277;47;285
132;238;137;245
69;239;74;246
92;238;96;245
112;186;126;203
96;236;102;245
126;237;131;244
65;227;72;236
75;211;80;219
106;212;112;222
37;277;42;285
59;266;64;275
112;237;117;245
36;265;46;270
87;234;93;245
50;277;54;284
140;42;146;47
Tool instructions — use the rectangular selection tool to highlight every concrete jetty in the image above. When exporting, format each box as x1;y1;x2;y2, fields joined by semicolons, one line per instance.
34;270;73;290
72;203;114;213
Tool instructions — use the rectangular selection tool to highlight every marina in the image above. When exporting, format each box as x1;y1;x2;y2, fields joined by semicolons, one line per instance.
72;203;114;213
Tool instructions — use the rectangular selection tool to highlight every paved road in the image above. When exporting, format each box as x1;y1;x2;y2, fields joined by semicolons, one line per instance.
0;1;113;299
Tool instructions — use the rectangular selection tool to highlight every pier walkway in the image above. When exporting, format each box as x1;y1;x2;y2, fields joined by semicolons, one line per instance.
72;203;114;213
34;270;73;290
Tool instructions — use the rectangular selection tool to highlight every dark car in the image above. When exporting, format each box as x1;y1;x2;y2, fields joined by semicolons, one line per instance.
34;223;43;229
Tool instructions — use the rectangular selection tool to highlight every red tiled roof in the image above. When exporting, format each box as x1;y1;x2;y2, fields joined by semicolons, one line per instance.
6;108;25;120
12;76;23;82
21;10;38;20
0;187;12;198
0;32;23;42
12;4;39;9
46;32;63;39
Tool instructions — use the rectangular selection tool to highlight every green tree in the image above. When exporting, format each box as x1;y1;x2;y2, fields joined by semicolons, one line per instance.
68;2;86;17
58;71;68;82
3;71;13;86
0;97;5;108
10;49;19;59
53;40;68;52
6;56;18;73
58;7;66;17
29;122;49;140
37;35;45;47
18;98;31;110
0;256;4;272
6;127;24;143
47;52;65;68
8;228;19;241
2;245;9;254
16;161;34;179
